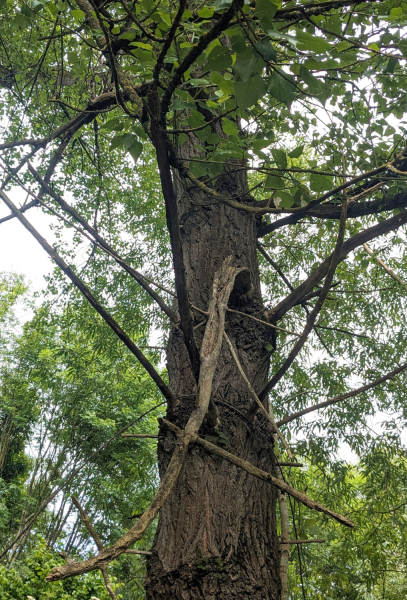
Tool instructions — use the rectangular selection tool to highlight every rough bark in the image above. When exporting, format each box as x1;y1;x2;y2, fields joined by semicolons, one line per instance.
145;147;281;599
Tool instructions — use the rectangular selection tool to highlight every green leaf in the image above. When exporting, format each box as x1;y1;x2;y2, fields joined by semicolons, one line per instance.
384;57;398;73
255;40;276;62
255;0;278;29
265;175;285;189
310;174;333;193
267;70;296;108
234;48;260;82
198;7;214;18
71;8;85;20
234;74;266;109
389;7;403;20
299;66;331;102
101;118;124;132
288;145;304;158
210;71;234;95
222;118;238;136
206;45;232;72
272;149;287;168
273;190;294;208
296;31;332;53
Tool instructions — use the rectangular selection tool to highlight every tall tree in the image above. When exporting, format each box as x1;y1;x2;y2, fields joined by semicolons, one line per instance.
2;0;407;598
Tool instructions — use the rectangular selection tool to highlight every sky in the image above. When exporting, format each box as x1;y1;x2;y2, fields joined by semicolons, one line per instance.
0;188;55;291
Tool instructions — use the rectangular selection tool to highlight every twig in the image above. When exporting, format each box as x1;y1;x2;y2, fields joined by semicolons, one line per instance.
364;243;407;291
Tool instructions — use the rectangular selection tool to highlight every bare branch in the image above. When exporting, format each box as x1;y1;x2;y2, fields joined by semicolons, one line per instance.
364;242;407;291
223;331;293;458
161;419;355;528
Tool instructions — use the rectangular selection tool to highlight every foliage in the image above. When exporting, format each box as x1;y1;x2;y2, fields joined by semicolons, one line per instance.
2;0;407;596
0;537;111;599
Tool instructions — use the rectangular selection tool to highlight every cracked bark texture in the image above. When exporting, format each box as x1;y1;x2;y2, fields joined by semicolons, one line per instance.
145;150;281;599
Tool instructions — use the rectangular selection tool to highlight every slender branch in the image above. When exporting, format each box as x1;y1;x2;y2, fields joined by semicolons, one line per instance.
277;468;289;600
153;0;186;84
277;361;407;426
257;242;294;291
223;331;293;458
122;434;158;438
364;242;407;291
0;91;117;152
27;164;178;322
256;195;348;405
227;308;301;337
0;188;173;402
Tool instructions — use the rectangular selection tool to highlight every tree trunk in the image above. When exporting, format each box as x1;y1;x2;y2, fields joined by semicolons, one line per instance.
145;153;281;598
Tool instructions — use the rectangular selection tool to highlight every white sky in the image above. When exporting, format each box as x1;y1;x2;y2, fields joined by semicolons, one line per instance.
0;188;55;290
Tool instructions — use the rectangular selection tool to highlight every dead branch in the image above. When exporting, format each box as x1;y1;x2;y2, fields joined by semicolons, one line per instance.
46;257;245;581
223;331;293;458
71;496;117;600
161;419;354;528
364;242;407;291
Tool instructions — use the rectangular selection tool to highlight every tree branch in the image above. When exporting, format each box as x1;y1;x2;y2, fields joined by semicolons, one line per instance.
277;361;407;426
364;242;407;291
161;419;354;528
26;164;178;322
0;188;173;402
257;192;407;237
270;209;407;323
255;195;348;407
149;90;200;380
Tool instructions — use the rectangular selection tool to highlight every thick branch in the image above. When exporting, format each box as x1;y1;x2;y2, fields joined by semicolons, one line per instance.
277;361;407;426
149;90;200;379
0;188;173;402
270;209;407;323
258;192;407;237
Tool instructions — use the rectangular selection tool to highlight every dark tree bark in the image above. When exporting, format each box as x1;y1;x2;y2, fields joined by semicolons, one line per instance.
145;147;281;599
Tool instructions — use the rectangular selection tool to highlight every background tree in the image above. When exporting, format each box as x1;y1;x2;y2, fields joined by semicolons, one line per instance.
2;0;407;598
